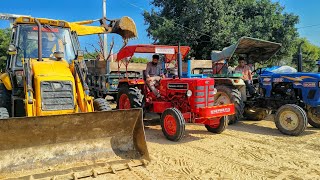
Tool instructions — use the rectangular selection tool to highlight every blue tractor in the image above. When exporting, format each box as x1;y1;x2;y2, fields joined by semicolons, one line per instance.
192;37;320;135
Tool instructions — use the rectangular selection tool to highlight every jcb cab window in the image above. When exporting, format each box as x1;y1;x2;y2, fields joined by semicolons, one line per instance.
16;25;76;66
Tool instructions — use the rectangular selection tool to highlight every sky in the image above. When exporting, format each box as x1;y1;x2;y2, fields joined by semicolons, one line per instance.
1;0;320;56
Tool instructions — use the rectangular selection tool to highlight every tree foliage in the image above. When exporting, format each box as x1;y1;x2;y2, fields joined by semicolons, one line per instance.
131;56;149;64
0;28;10;71
291;38;320;72
144;0;299;60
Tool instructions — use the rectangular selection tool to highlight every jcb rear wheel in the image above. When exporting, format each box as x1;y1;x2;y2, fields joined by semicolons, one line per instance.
307;107;320;128
161;108;185;141
93;98;112;111
205;116;228;134
0;107;9;119
275;104;308;136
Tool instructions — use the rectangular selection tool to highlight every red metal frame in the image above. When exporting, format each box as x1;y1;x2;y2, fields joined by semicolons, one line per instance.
116;45;191;63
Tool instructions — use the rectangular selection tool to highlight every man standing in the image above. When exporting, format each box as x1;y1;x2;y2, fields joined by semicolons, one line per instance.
235;57;257;96
145;54;165;98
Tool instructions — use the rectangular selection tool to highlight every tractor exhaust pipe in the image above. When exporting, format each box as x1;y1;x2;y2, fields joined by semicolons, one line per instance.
34;19;42;61
177;43;182;79
298;42;303;72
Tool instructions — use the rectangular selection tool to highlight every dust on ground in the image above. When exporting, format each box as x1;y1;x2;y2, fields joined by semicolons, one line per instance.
92;114;320;179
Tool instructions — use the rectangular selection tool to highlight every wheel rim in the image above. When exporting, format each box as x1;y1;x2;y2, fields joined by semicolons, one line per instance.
214;92;231;105
308;108;320;124
119;94;131;109
279;110;299;131
163;115;177;136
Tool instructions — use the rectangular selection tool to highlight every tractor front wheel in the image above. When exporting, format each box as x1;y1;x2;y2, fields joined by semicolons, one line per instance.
161;108;185;141
205;116;228;134
307;107;320;128
275;104;308;136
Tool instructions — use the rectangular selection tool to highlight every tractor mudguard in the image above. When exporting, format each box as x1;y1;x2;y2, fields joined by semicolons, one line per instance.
0;109;149;179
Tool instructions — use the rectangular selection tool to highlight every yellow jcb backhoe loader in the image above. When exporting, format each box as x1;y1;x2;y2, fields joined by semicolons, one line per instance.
0;16;149;179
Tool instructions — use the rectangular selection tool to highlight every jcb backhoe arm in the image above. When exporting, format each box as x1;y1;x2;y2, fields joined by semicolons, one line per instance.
70;17;137;46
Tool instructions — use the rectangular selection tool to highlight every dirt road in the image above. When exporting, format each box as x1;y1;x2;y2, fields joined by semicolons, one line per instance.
90;115;320;179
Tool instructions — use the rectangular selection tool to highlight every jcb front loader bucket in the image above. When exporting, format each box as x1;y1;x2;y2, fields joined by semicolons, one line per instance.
0;109;149;179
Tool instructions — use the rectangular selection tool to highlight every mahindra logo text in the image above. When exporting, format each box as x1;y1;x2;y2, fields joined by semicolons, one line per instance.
211;108;231;114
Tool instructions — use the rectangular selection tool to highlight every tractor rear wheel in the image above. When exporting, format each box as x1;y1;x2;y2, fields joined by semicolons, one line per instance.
214;85;244;124
93;98;112;111
307;107;320;128
275;104;308;136
161;108;185;141
0;107;9;119
205;116;228;134
244;107;269;121
117;86;144;109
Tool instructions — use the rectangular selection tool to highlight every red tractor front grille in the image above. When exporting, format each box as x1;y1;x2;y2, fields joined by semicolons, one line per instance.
194;85;215;108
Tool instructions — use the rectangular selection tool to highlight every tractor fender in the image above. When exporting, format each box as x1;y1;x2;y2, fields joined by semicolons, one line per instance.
118;79;145;88
0;73;12;91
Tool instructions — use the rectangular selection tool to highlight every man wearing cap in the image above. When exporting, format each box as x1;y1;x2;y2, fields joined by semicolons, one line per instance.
145;54;165;98
235;56;257;96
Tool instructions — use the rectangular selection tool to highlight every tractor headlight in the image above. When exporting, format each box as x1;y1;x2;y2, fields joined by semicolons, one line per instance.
318;81;320;88
186;90;192;97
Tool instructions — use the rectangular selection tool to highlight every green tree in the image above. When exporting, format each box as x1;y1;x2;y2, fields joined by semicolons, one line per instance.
0;28;11;71
144;0;299;61
291;38;320;72
131;56;149;63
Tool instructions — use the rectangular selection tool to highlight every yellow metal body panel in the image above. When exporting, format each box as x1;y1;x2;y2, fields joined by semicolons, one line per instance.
0;73;12;90
14;16;70;28
24;58;92;116
69;23;107;36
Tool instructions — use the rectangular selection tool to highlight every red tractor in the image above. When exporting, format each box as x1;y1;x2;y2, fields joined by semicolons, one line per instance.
116;44;235;141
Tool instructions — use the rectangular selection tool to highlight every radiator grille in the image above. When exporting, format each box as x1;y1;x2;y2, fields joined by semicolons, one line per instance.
195;83;215;108
41;81;74;111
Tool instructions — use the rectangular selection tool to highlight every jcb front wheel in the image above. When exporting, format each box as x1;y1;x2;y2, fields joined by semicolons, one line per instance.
0;107;9;119
205;116;228;134
93;98;112;111
161;108;185;141
275;104;308;136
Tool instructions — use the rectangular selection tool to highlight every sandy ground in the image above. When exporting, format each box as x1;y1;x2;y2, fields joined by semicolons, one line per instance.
89;114;320;180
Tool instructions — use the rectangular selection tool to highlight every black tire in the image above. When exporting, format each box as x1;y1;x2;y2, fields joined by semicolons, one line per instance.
307;107;320;128
0;107;9;119
215;85;244;124
160;108;185;141
275;104;308;136
93;98;112;111
0;83;11;114
117;86;144;109
205;116;228;134
244;107;268;121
